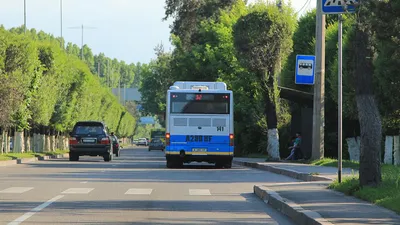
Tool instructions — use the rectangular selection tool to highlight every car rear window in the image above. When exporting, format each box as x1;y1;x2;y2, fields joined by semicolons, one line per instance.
73;124;105;135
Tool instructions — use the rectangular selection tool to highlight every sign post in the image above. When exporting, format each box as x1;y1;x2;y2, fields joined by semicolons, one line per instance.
295;55;316;85
322;0;358;183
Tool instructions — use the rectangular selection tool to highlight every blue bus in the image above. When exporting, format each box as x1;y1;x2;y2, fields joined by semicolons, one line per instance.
165;81;234;169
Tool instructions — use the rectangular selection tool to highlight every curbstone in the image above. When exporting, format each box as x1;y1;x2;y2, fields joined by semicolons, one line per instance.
0;153;68;167
17;157;38;164
234;160;332;182
254;185;334;225
0;159;18;167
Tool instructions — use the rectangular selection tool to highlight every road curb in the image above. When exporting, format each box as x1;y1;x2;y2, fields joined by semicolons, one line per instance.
0;153;68;167
233;160;332;182
0;159;18;167
254;185;334;225
17;157;38;164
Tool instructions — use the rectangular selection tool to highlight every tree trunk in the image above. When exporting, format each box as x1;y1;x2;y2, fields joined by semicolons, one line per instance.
354;10;382;187
264;69;280;160
14;131;25;153
356;95;382;187
24;130;31;152
4;130;10;153
384;136;393;164
0;128;4;154
346;137;360;162
394;136;400;166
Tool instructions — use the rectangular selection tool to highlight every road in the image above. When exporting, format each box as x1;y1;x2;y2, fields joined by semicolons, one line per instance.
0;147;297;225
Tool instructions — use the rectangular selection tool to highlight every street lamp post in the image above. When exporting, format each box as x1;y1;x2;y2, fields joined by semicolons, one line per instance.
60;0;63;48
24;0;26;33
68;25;97;60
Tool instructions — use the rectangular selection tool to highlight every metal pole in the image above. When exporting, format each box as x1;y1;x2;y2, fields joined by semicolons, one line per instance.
338;14;343;183
24;0;26;33
60;0;63;48
312;0;326;160
81;24;84;60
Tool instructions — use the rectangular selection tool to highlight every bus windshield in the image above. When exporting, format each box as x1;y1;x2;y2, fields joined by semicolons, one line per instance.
170;93;230;114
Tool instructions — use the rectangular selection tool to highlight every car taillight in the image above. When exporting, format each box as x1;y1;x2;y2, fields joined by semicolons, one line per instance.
69;137;78;145
166;133;170;146
101;137;110;145
229;134;234;146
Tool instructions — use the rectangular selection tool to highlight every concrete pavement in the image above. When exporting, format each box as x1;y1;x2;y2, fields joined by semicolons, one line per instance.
234;158;400;225
0;148;297;225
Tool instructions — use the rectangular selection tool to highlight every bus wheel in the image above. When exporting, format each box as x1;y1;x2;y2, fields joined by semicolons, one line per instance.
166;160;174;168
215;162;224;169
224;163;232;169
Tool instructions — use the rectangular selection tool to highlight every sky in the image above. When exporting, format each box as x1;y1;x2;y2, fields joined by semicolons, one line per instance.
0;0;316;64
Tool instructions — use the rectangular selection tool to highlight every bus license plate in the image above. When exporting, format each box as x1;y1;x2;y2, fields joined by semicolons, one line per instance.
192;148;207;153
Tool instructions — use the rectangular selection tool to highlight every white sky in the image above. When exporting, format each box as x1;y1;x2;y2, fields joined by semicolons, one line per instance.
0;0;315;64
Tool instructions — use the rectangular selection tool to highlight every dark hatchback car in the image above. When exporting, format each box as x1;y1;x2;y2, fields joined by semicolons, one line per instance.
148;138;164;151
69;121;114;162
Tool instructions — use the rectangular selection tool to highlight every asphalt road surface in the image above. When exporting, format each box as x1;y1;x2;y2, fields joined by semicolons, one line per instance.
0;147;297;225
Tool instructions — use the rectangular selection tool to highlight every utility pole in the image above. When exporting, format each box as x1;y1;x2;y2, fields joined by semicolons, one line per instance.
97;62;100;77
60;0;63;48
68;25;96;60
312;0;326;160
24;0;26;33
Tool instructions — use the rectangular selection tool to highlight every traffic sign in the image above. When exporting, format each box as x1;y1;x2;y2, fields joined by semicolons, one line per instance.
322;0;358;14
295;55;316;85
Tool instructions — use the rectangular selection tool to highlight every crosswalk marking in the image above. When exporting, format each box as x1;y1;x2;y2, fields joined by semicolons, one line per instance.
189;189;211;196
0;187;34;194
61;188;94;194
125;188;153;195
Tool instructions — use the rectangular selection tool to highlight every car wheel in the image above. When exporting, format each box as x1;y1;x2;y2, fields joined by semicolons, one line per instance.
69;153;79;161
103;153;112;162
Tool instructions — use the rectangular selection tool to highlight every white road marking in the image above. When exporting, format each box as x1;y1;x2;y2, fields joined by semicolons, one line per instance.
189;189;211;196
0;187;34;194
61;188;94;194
7;195;64;225
125;188;153;195
80;181;88;184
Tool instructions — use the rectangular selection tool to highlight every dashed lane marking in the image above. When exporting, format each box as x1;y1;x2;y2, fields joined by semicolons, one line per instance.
189;189;211;196
125;188;153;195
7;195;64;225
61;188;94;194
0;187;34;194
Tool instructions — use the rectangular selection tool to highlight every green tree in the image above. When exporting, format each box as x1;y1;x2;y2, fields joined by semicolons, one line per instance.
354;0;382;187
163;0;238;49
233;2;296;159
139;44;174;119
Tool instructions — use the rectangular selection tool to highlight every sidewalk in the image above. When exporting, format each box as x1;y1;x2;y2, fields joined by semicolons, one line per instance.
234;158;357;181
233;158;400;225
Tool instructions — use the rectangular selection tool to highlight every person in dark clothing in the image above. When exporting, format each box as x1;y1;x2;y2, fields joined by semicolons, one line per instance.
286;132;302;160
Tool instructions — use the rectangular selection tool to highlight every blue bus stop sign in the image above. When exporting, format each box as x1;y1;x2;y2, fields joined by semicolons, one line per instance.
295;55;316;85
322;0;358;14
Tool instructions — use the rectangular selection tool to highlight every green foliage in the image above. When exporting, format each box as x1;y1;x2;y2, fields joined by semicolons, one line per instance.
139;45;174;116
0;26;136;137
329;164;400;214
371;0;400;134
